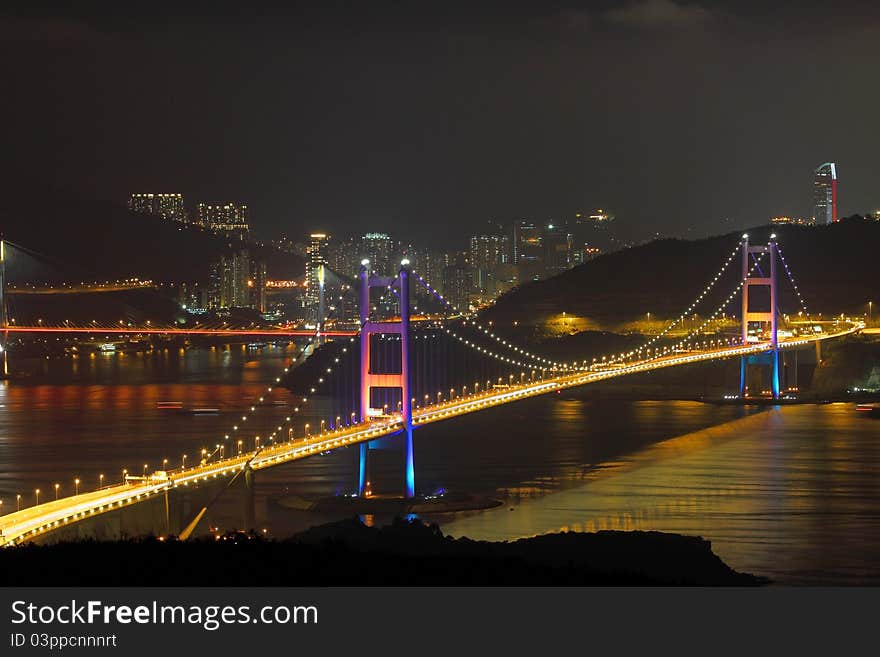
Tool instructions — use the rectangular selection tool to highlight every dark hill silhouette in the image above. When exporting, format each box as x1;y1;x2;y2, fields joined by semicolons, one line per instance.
485;218;880;325
0;517;764;585
1;186;303;283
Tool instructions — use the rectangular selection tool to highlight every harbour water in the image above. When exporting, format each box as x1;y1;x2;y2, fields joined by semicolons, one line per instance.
1;346;878;584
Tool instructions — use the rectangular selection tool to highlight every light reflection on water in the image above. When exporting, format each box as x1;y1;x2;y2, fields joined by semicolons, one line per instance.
1;348;878;584
441;403;880;585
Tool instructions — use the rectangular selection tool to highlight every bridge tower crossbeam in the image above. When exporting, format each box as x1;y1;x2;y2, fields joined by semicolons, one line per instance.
740;234;780;399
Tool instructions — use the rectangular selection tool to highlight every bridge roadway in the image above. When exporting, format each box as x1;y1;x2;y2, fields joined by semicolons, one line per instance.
0;322;862;546
4;326;358;338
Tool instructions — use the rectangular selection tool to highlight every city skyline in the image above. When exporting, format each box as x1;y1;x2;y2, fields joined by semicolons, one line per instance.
3;2;880;248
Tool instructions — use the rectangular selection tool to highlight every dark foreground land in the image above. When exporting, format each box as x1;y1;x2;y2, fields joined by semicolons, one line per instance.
0;517;764;586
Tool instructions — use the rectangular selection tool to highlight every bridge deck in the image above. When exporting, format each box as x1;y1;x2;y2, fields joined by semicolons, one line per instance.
0;323;861;546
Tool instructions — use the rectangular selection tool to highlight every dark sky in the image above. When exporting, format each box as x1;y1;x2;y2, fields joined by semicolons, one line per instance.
3;1;879;247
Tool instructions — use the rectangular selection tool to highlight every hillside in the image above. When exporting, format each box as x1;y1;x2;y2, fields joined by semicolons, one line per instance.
0;517;763;586
485;218;880;327
0;185;303;283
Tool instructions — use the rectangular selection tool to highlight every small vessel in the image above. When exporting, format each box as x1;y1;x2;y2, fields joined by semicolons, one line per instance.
189;408;220;415
855;403;880;418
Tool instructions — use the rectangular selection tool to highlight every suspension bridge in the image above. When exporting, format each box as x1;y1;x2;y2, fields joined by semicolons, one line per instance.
0;234;863;545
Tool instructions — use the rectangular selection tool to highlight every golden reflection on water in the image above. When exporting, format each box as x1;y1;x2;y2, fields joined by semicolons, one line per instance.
442;405;880;585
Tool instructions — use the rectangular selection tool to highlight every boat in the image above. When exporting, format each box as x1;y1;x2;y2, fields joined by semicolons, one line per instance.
189;408;220;415
855;403;880;418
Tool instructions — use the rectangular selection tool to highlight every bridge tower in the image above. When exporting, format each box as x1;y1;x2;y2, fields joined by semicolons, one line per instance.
0;239;7;377
358;258;415;498
740;234;780;399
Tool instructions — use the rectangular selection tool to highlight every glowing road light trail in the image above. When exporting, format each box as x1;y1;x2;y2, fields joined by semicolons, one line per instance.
3;326;358;337
0;322;861;547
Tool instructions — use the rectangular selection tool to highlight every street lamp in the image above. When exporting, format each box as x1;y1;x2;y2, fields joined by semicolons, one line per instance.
122;468;128;484
99;474;104;489
35;489;40;505
55;483;60;500
182;454;187;469
16;494;21;512
75;478;80;495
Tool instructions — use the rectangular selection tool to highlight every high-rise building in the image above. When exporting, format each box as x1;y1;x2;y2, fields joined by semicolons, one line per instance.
512;221;542;265
306;233;330;322
208;249;266;311
469;233;510;298
328;236;360;279
179;282;209;311
469;234;510;271
361;233;395;275
249;258;268;313
128;193;187;222
442;263;471;314
197;202;250;233
812;162;838;224
542;223;571;275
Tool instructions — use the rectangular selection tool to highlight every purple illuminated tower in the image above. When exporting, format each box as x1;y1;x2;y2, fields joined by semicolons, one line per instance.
740;234;780;399
358;258;415;498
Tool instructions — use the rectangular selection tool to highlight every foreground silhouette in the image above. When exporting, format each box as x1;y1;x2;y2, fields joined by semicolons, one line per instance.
0;517;765;586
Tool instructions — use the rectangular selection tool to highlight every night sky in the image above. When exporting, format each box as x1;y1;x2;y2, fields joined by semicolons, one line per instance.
3;1;879;246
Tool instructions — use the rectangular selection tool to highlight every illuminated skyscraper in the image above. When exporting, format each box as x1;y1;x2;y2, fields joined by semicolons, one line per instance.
128;193;187;222
197;202;250;234
360;233;395;275
812;162;838;224
306;233;330;323
470;234;509;271
213;250;251;308
442;262;471;314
